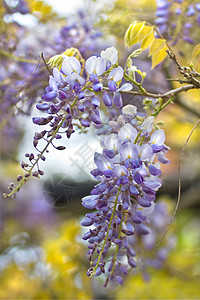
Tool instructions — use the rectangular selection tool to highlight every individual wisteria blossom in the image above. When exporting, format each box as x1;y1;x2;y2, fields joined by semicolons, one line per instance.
81;104;171;286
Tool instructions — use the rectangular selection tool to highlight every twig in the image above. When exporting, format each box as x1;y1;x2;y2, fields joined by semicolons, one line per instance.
103;84;197;99
41;52;53;75
11;55;42;94
0;49;38;64
152;118;200;259
166;50;200;87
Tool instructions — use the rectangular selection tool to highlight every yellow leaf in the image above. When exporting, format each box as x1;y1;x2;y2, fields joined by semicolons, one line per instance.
124;22;137;47
138;25;153;43
129;21;145;46
149;38;166;56
151;46;168;69
141;30;154;50
192;44;200;60
192;44;200;71
125;22;145;47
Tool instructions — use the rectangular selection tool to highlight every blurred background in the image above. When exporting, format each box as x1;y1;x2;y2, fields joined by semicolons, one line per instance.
0;0;200;298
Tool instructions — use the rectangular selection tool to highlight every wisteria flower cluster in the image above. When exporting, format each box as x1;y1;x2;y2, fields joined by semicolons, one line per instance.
5;47;133;195
81;104;170;286
0;5;103;149
155;0;200;44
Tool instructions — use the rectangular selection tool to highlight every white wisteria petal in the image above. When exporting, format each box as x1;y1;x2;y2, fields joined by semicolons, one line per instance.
100;133;120;151
117;83;133;92
122;105;137;117
85;56;97;74
62;56;81;75
108;66;124;82
100;47;118;64
53;67;64;84
138;202;155;216
49;75;58;91
141;116;154;134
95;57;107;76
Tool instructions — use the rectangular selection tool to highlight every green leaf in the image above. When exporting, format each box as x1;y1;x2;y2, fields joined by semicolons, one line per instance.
129;48;142;58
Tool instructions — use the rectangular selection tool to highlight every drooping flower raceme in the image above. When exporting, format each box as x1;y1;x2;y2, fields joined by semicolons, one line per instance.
81;105;170;286
6;46;135;197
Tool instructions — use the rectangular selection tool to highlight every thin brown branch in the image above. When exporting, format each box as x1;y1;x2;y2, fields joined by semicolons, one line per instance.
11;55;42;94
152;118;200;259
41;52;53;75
104;84;197;99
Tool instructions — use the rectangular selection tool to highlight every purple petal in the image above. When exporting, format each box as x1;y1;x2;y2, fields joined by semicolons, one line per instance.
108;80;117;92
80;119;90;127
42;91;57;101
103;92;112;107
115;276;123;285
128;257;137;268
81;217;94;226
82;195;99;209
129;184;139;195
157;152;170;164
94;152;113;171
36;103;50;111
113;92;123;108
149;164;162;176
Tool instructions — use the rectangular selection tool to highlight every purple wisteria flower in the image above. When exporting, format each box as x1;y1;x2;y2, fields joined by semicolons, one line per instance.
35;46;131;142
155;0;200;44
81;104;170;286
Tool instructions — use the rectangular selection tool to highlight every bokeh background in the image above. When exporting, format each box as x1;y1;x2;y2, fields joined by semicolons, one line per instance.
0;0;200;299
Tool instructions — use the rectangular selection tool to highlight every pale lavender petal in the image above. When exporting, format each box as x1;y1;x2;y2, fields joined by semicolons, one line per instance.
94;153;113;171
118;123;138;141
114;164;128;177
113;92;123;108
144;180;162;191
140;144;153;161
49;75;58;91
150;129;165;145
119;142;139;161
82;195;99;209
53;67;64;84
117;83;132;92
138;202;155;216
141;116;154;135
157;152;170;164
